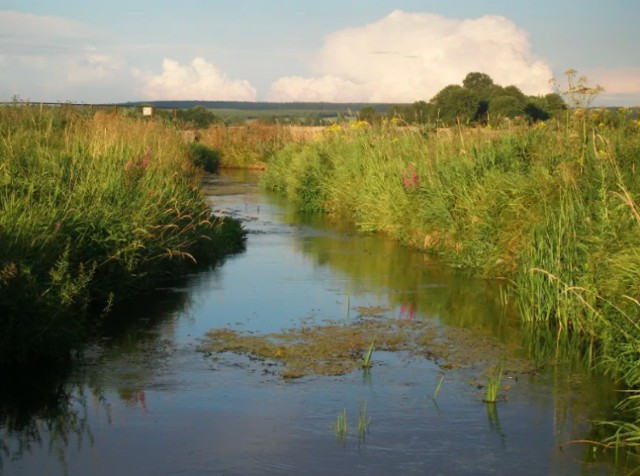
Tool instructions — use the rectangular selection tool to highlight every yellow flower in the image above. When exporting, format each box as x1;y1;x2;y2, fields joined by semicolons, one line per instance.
349;120;370;130
324;123;342;133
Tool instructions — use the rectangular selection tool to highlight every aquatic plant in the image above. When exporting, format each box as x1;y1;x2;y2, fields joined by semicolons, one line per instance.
358;400;370;440
362;338;375;369
432;375;445;400
259;100;640;449
483;362;504;404
333;408;348;444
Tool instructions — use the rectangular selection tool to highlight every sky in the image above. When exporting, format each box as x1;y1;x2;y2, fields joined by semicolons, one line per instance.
1;0;638;105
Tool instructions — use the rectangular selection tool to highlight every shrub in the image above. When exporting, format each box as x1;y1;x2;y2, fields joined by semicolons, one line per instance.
190;143;221;173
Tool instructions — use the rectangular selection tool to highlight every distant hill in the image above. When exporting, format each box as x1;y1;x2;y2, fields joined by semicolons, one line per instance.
119;100;398;113
118;100;402;124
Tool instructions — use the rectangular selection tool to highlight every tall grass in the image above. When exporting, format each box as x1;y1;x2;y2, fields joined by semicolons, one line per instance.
261;112;640;449
0;105;246;362
198;123;320;169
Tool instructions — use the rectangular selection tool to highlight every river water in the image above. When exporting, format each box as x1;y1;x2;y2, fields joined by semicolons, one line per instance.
0;170;634;475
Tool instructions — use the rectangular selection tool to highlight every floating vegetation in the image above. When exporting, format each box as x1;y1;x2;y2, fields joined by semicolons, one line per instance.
199;315;535;379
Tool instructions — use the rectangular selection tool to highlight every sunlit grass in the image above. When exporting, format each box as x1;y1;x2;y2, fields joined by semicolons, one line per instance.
260;110;640;450
0;104;246;361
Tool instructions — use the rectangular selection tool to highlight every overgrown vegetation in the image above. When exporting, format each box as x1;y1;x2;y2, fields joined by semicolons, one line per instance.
260;72;640;452
198;123;321;168
189;142;221;173
0;104;246;362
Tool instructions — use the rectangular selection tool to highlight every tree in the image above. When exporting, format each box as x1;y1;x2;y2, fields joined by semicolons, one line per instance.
489;95;525;119
430;85;479;125
177;106;222;129
462;72;494;97
544;93;567;115
461;72;497;123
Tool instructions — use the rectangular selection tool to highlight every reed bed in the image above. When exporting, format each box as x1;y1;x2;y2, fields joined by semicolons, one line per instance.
0;105;245;362
198;123;322;168
261;112;640;450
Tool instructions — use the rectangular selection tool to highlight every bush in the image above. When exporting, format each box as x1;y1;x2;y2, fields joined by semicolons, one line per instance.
190;143;221;173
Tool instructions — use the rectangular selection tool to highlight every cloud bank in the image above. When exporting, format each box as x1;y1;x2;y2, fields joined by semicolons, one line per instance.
134;58;257;101
268;10;553;102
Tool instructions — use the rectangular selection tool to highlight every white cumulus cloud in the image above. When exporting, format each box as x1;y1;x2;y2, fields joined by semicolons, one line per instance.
134;57;257;101
268;10;553;102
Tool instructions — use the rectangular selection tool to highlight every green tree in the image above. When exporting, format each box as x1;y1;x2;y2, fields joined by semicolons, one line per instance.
430;85;479;125
177;106;222;129
544;93;567;115
463;72;495;121
462;72;494;98
489;95;525;119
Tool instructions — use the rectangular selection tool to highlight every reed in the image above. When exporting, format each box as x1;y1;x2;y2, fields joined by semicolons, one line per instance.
483;362;504;404
433;375;445;400
260;110;640;450
362;338;375;369
358;400;370;440
333;408;348;444
0;104;246;362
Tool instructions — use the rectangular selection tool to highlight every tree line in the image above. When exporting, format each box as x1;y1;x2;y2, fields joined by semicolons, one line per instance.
361;72;567;126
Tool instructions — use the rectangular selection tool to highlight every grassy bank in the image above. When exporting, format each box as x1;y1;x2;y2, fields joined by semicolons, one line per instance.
198;123;322;168
261;112;640;449
0;105;246;362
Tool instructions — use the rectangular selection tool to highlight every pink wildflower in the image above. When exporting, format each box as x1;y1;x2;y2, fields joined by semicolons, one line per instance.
141;146;152;169
402;163;419;191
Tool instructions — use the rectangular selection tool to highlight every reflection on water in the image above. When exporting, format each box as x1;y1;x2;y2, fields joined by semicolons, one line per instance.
1;169;637;475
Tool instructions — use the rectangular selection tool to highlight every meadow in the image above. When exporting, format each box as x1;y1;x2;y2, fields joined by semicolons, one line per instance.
260;111;640;451
0;104;245;362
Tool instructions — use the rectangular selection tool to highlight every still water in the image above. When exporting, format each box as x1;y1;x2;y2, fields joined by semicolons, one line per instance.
0;170;633;475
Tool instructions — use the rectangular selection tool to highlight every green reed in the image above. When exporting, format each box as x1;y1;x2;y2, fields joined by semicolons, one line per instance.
358;400;370;441
362;338;375;369
261;112;640;451
0;104;246;362
483;362;504;404
333;408;348;444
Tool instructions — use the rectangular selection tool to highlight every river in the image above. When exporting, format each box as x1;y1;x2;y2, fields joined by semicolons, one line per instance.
0;169;633;475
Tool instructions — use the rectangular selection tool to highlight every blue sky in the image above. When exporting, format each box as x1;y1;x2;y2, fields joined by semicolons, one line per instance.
1;0;638;105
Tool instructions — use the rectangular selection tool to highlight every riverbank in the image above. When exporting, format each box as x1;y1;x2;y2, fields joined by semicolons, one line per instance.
260;113;640;449
0;105;246;362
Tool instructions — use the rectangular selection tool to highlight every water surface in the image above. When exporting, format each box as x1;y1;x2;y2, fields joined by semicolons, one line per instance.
0;169;632;475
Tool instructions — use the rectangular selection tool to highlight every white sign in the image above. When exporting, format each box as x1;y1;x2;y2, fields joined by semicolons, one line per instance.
142;106;153;116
